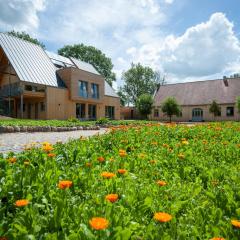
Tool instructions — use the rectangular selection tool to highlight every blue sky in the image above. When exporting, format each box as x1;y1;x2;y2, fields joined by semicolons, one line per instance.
0;0;240;88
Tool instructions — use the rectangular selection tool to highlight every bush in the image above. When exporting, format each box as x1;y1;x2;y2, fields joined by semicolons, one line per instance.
96;117;110;125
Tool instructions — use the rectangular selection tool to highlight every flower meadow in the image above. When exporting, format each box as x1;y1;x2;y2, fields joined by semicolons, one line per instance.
1;123;240;239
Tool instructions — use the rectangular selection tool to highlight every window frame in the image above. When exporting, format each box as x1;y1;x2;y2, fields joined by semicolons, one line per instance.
226;106;234;117
78;80;88;98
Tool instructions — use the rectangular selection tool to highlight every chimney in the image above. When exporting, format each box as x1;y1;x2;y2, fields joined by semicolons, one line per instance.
223;76;228;87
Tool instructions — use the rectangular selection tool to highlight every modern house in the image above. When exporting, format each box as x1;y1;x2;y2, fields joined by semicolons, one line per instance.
0;33;120;120
151;78;240;122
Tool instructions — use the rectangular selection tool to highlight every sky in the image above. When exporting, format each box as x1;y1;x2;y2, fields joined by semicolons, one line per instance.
0;0;240;89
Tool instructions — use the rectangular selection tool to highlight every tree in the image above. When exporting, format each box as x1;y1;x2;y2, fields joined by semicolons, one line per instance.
121;63;161;106
136;94;153;119
117;87;129;106
236;96;240;121
161;97;181;123
58;44;116;86
8;31;45;49
209;100;221;119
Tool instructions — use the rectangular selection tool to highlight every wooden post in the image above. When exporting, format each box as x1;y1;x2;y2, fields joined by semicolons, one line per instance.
8;61;11;116
20;93;23;119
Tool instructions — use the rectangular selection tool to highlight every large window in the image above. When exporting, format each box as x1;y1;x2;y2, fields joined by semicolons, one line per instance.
88;104;96;119
76;103;86;119
78;81;88;98
105;106;115;119
226;107;234;116
91;83;99;99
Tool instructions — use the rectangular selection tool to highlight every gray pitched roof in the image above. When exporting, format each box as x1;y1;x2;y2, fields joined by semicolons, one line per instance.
0;33;119;97
0;33;64;87
70;57;100;75
154;78;240;106
104;81;119;97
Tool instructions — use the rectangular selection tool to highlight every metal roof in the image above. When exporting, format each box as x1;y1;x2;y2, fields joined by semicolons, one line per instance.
0;33;118;97
105;81;119;97
70;57;100;75
46;51;75;67
0;33;64;87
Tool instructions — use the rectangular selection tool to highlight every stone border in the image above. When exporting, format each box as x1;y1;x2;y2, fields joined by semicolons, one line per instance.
0;125;100;133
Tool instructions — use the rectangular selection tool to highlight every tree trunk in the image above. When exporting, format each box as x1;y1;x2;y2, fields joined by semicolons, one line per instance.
169;115;172;123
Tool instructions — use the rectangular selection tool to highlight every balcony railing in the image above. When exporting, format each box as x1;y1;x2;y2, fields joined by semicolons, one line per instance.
0;82;23;97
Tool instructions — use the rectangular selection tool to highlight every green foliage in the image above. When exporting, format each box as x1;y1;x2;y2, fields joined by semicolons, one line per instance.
161;97;181;122
7;31;45;49
96;117;110;125
236;96;240;114
117;87;129;106
58;44;116;86
121;63;161;106
136;94;153;119
209;100;221;117
1;123;240;239
67;117;79;123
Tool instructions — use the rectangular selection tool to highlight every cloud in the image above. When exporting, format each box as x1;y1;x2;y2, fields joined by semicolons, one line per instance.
127;12;240;81
0;0;46;32
164;0;174;4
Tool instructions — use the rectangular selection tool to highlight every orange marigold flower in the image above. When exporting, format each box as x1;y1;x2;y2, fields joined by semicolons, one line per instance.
151;141;158;146
47;153;56;158
89;217;109;230
58;180;73;189
210;238;225;240
178;153;185;159
157;180;167;186
101;172;116;179
105;194;118;203
118;169;127;174
154;212;172;223
97;156;105;163
231;219;240;228
15;199;29;207
138;153;146;158
119;149;127;157
42;144;54;152
8;157;17;163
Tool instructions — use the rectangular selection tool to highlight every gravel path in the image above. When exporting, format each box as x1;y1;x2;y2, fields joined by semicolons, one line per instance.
0;129;107;154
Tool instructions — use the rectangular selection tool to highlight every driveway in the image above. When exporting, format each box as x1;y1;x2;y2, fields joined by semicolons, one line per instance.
0;129;107;154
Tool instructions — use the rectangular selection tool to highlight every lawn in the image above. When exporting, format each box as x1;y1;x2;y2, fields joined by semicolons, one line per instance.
0;122;240;239
0;119;151;127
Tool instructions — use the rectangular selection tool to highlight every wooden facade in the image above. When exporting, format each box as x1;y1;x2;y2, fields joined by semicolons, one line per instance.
0;44;120;120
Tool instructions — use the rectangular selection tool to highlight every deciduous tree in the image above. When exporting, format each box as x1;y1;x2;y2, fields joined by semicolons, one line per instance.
58;44;116;86
8;31;45;49
161;97;181;122
136;94;153;119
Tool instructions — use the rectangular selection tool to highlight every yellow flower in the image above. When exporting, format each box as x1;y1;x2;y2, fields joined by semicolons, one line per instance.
231;219;240;228
178;153;185;159
181;140;189;145
119;149;127;157
101;172;116;179
42;144;54;152
8;157;17;163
